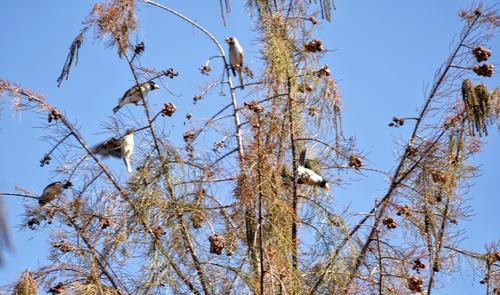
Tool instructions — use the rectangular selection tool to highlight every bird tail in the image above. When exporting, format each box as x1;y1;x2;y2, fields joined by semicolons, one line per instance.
298;149;307;166
124;157;132;173
90;145;99;155
238;68;244;89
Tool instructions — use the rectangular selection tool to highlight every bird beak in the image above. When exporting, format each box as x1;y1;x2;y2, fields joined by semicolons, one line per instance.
225;37;231;43
324;183;331;190
153;83;160;90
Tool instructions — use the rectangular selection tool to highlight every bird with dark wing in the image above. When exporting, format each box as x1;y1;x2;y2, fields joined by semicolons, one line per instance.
296;149;330;190
113;81;160;113
225;37;245;89
39;181;72;207
92;129;135;173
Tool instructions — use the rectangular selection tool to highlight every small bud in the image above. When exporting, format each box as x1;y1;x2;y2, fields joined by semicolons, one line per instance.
183;130;196;143
244;100;264;113
412;258;426;273
348;155;363;170
48;109;62;123
99;217;112;230
407;147;417;157
134;42;145;56
185;143;194;160
304;39;324;53
48;282;65;294
53;241;72;253
27;218;40;230
431;171;447;185
473;63;494;77
382;217;397;229
396;204;411;216
308;16;318;25
315;65;331;78
163;68;179;79
200;65;212;75
40;154;51;167
307;107;319;116
193;95;203;103
209;234;225;255
191;214;203;229
472;46;492;62
161;102;177;117
389;116;405;127
407;276;424;292
433;259;441;272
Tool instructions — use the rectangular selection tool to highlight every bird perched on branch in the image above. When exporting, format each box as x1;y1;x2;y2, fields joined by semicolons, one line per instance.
283;149;330;190
39;181;72;207
225;37;245;89
92;129;135;173
297;149;330;190
113;81;160;113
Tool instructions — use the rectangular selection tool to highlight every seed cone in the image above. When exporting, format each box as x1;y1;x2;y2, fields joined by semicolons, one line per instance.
13;270;37;295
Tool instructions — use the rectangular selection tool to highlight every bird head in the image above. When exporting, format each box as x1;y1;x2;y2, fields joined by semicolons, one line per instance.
225;37;235;44
63;181;73;189
321;181;330;191
149;81;160;90
125;128;135;136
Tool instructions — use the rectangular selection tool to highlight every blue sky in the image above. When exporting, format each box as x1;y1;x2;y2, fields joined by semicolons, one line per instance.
1;1;498;294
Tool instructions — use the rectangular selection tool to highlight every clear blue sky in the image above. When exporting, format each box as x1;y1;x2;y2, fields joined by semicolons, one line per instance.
1;1;498;294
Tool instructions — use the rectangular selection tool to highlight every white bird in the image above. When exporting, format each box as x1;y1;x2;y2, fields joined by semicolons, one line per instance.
121;129;134;173
113;81;160;113
296;149;330;190
92;129;135;173
225;37;245;89
39;181;72;207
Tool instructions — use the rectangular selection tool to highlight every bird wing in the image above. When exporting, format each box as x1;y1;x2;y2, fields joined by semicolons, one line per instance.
229;50;237;76
120;85;140;101
40;182;64;205
297;166;312;184
298;166;324;186
238;50;244;67
92;138;123;158
42;182;62;195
